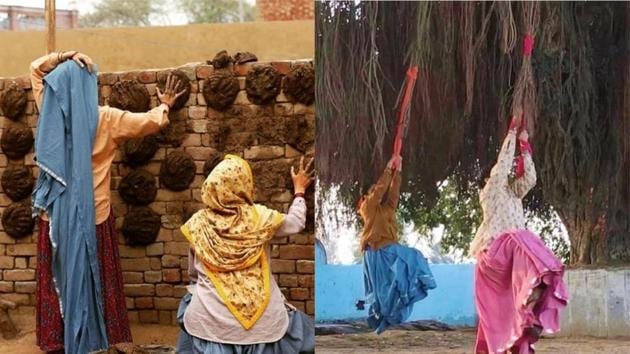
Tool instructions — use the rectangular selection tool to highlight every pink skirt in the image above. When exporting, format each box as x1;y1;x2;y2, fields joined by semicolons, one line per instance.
474;229;569;354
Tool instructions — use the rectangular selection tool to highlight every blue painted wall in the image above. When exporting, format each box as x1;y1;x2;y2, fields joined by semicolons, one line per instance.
315;241;477;326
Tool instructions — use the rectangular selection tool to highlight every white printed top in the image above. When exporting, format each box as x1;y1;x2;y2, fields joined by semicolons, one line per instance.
469;129;537;257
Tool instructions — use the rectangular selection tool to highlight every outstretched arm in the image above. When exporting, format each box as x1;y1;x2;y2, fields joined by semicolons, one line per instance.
386;170;402;208
511;130;536;198
364;155;401;207
483;117;520;192
104;74;187;144
275;156;315;236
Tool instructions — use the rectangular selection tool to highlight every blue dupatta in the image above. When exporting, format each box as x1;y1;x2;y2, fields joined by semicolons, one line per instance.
32;61;108;353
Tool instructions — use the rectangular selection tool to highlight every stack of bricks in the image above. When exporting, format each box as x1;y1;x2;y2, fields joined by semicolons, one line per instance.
258;0;314;21
0;59;315;324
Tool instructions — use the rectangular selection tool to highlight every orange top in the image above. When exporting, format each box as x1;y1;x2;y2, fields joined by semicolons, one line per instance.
359;168;402;251
30;53;170;224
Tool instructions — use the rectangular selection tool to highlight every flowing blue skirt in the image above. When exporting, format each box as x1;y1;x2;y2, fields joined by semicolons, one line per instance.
363;243;437;334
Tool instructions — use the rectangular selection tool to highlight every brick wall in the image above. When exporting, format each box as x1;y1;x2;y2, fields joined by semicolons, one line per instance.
0;59;315;325
258;0;314;21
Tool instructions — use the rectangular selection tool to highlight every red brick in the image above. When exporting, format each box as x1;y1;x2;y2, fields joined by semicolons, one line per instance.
298;275;313;288
120;258;151;271
127;311;139;323
14;257;27;269
163;269;181;283
138;310;158;323
138;70;157;84
173;285;188;298
124;284;155;297
1;293;29;305
14;281;36;294
150;257;162;270
0;256;13;269
271;259;295;274
196;65;213;79
135;297;154;309
146;242;164;256
156;284;174;297
278;245;313;260
0;281;13;293
122;272;143;284
154;297;180;310
3;269;35;281
306;300;314;315
164;242;189;256
296;260;314;274
144;271;162;283
159;310;172;325
279;274;298;287
289;234;311;245
233;63;255;76
290;301;306;312
119;245;146;258
28;256;37;269
6;244;37;256
271;62;292;75
289;288;310;300
162;255;181;268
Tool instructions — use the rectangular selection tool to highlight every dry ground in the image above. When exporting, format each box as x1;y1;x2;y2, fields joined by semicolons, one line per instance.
0;314;179;353
316;328;630;354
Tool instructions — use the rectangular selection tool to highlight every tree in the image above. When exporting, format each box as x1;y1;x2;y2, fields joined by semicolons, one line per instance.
178;0;256;24
316;1;629;266
80;0;164;28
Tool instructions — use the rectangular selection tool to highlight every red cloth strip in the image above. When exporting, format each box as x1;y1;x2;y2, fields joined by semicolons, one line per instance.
515;155;525;178
519;138;533;155
523;34;534;57
392;66;418;158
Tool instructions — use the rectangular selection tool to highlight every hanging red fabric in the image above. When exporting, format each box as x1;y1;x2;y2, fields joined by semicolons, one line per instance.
392;66;418;158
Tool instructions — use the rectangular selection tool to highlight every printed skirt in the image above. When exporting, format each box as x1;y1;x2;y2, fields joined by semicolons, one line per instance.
36;212;132;352
474;229;569;354
363;242;437;334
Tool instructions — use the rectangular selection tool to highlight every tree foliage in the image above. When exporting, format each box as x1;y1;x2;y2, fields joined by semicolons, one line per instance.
80;0;163;28
316;1;629;265
178;0;256;24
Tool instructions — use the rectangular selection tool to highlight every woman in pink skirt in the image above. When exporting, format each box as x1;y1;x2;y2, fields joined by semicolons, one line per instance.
469;110;569;354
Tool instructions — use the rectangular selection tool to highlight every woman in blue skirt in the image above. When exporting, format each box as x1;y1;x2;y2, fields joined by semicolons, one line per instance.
358;154;437;334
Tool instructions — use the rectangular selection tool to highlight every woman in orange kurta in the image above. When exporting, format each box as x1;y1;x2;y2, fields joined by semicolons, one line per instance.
31;51;185;353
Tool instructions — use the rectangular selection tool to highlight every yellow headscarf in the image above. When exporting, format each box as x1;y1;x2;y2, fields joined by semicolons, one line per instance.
181;154;284;329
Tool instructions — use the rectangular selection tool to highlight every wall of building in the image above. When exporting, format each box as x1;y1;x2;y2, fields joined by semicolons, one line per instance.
0;20;314;78
0;59;315;324
315;242;477;326
560;267;630;337
258;0;314;21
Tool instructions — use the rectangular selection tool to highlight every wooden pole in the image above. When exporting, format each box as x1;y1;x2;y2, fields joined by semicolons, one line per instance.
45;0;56;54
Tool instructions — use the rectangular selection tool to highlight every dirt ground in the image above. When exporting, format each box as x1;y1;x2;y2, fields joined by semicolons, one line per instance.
316;328;630;354
0;314;179;353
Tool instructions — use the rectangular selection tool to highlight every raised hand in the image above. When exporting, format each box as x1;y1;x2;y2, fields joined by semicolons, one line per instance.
157;74;187;109
387;154;402;172
519;129;529;141
290;156;315;194
60;51;94;73
509;104;525;131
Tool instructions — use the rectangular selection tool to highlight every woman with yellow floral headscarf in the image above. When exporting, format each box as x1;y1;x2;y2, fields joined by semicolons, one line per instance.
177;155;315;354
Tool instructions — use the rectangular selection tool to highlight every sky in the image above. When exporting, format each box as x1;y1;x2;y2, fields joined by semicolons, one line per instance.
0;0;256;26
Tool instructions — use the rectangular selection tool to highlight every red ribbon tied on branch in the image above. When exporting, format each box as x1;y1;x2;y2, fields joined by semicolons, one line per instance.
392;66;419;164
523;34;535;57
